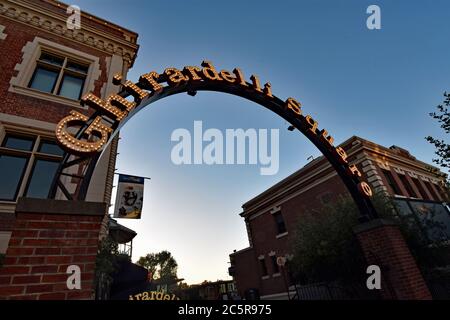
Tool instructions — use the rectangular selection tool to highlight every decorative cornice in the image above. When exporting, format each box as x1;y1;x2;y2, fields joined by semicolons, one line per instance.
241;136;446;218
0;0;139;67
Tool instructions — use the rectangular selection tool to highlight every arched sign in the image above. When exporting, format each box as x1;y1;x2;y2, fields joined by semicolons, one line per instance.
49;60;378;221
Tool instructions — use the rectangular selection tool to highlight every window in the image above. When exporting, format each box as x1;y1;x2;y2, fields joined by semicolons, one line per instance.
382;169;403;196
423;181;441;201
28;52;88;100
319;193;332;205
271;255;280;274
0;133;63;201
259;258;268;277
273;212;287;235
398;174;418;198
438;185;449;201
411;177;428;199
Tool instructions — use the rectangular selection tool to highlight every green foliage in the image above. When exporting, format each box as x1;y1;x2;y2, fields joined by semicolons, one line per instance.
136;250;178;281
289;192;449;284
94;236;122;287
289;195;362;284
425;91;450;187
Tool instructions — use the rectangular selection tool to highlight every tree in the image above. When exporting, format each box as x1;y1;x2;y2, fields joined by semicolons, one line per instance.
136;250;178;281
426;92;450;192
94;236;128;300
289;192;448;285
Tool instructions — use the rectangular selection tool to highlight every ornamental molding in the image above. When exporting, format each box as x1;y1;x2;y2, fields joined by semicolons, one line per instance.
9;36;101;103
0;23;6;39
0;0;138;67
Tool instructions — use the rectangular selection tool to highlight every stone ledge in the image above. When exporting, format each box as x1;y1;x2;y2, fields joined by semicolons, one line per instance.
353;218;397;234
15;197;106;216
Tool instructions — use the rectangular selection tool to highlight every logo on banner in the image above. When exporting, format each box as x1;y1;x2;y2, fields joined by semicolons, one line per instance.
114;174;145;219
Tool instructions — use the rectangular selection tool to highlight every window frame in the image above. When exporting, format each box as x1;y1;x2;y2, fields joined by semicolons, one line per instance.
423;180;441;202
382;169;403;196
0;132;63;203
23;157;62;199
28;65;60;96
273;211;287;235
411;177;428;199
259;257;268;277
398;174;418;198
0;153;31;202
28;51;89;100
271;255;280;274
9;37;101;108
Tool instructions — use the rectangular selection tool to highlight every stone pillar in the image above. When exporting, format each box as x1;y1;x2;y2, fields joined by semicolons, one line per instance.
354;219;432;300
0;198;105;300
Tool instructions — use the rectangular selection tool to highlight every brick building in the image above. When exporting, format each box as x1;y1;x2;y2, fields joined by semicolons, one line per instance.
0;0;138;299
229;136;449;300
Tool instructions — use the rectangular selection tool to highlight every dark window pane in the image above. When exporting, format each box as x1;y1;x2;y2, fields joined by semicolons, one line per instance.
2;135;35;151
398;174;417;198
424;181;440;201
58;74;84;100
0;154;28;201
25;160;60;199
66;61;89;73
38;140;64;156
271;256;279;273
259;259;268;276
39;53;64;66
382;169;403;196
29;67;58;93
274;212;287;234
411;178;428;199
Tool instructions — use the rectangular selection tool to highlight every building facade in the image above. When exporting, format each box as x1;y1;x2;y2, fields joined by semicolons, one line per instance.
0;0;138;297
229;136;449;300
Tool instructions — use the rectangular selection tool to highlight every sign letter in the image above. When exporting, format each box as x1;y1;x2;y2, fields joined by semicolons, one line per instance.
56;111;112;154
366;265;381;289
366;5;381;30
66;265;81;290
66;5;81;30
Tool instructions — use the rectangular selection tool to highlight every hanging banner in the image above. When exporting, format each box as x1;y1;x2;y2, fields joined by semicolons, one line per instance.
114;174;145;219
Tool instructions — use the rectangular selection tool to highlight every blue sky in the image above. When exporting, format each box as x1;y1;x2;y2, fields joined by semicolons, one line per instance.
73;0;450;284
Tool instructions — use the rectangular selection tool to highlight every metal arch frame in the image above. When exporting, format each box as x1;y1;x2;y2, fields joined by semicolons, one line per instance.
48;80;378;222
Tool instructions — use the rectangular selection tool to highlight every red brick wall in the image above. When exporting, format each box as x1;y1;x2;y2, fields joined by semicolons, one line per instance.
0;16;110;123
0;210;102;300
355;219;432;300
231;249;260;298
240;173;348;297
0;213;15;232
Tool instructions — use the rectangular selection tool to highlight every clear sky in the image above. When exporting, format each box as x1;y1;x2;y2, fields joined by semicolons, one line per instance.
73;0;450;284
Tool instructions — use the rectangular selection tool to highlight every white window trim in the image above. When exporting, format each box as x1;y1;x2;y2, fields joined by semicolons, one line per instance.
272;273;281;278
0;24;7;40
276;232;288;239
270;206;281;214
0;124;65;203
9;36;101;107
0;231;12;254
